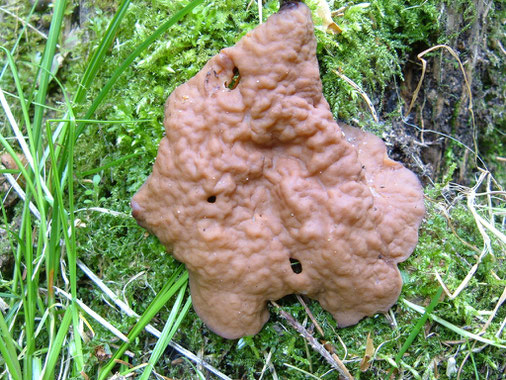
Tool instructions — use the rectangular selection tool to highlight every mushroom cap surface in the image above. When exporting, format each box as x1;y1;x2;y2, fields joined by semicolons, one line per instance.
131;2;425;339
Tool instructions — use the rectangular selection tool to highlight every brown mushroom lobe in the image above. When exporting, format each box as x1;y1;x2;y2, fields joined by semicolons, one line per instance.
131;2;425;339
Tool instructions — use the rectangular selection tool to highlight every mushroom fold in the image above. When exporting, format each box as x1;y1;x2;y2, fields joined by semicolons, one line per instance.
131;1;425;339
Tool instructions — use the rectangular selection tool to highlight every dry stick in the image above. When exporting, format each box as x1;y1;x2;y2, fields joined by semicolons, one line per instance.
271;301;354;380
296;295;325;337
76;259;232;380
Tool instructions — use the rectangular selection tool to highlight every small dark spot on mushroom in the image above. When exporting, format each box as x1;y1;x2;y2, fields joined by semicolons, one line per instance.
289;258;302;274
207;195;217;203
204;71;212;85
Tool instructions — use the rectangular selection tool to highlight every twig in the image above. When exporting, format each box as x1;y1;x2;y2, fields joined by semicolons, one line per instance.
296;295;325;337
271;301;354;380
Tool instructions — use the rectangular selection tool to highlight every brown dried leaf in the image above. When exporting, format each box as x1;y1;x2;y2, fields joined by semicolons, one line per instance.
315;0;342;34
359;333;375;371
94;345;111;362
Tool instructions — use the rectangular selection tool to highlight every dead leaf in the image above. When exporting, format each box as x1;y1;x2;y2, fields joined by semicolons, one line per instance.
94;345;111;362
315;0;342;34
359;333;375;371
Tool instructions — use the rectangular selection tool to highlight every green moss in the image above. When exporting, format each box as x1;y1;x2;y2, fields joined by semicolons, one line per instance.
2;0;504;378
316;0;440;123
69;1;504;378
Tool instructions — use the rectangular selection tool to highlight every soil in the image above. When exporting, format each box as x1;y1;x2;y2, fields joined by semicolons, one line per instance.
392;0;505;184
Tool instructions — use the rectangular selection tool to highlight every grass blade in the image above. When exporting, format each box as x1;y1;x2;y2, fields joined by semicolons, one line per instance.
77;152;142;177
394;287;443;365
46;116;84;373
97;269;189;380
402;298;506;348
0;310;22;380
40;306;73;380
74;0;132;104
139;287;191;380
31;0;67;150
79;0;205;133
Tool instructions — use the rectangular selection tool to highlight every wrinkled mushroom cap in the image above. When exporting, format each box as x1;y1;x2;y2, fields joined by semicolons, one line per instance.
132;2;425;339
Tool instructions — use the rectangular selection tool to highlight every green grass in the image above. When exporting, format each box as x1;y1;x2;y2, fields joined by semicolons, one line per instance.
0;0;202;378
1;0;505;379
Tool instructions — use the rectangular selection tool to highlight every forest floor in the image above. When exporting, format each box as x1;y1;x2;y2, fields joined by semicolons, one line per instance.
0;1;504;379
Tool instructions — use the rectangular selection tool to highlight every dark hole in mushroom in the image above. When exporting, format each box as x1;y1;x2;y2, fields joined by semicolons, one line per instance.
289;258;302;274
207;195;217;203
225;67;240;90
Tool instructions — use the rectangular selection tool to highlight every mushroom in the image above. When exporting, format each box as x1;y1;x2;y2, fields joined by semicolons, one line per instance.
131;0;425;339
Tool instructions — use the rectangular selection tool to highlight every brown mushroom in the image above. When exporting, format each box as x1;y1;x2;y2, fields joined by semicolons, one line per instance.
131;1;425;339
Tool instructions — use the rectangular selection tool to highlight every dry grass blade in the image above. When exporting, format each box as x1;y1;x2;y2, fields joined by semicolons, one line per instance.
359;333;375;371
271;301;354;380
0;5;49;40
403;299;506;349
54;287;129;343
455;284;505;380
76;259;231;380
481;286;506;336
405;44;477;154
406;45;472;115
315;0;342;34
259;350;278;380
246;0;262;25
0;172;40;219
332;70;378;122
434;170;504;300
